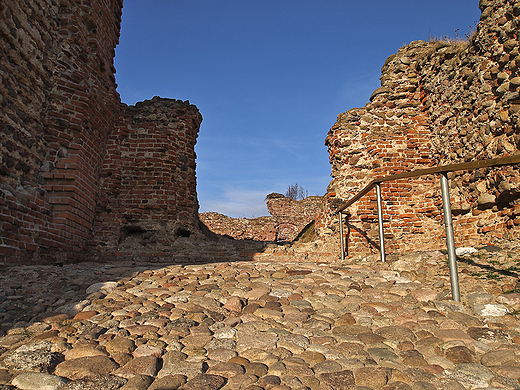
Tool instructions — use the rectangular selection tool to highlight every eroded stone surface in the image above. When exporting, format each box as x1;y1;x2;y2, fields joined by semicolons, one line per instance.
0;244;520;389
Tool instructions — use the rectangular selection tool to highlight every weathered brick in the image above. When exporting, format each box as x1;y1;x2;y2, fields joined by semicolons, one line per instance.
318;3;520;256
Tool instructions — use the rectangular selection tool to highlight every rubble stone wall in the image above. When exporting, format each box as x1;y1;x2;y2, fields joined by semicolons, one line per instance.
199;212;278;242
318;0;520;256
199;195;323;242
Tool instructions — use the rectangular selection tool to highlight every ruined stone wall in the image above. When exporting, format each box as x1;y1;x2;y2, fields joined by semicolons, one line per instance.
199;212;278;241
1;0;123;263
266;194;323;220
318;0;520;256
200;195;323;242
423;0;520;239
90;97;203;259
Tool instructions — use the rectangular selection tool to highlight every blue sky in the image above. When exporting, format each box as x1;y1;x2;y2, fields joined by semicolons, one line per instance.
115;1;481;218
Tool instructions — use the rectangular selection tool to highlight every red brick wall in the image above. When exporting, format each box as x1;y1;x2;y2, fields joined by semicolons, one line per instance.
318;0;520;256
317;55;445;255
1;1;206;264
199;195;323;242
2;0;519;264
90;97;203;258
199;213;278;242
1;0;123;263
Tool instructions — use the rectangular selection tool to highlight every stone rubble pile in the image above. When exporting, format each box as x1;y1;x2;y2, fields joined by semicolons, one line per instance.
1;242;520;389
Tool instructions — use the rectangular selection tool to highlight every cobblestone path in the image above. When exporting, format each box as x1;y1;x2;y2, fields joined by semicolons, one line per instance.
1;243;520;389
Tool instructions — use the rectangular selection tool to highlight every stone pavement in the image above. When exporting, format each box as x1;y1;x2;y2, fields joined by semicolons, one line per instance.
1;242;520;389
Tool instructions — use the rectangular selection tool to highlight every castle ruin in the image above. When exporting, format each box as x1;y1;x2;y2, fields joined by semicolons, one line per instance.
1;0;519;264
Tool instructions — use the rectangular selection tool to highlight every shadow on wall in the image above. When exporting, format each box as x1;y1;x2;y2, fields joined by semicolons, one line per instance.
341;217;381;257
89;224;269;265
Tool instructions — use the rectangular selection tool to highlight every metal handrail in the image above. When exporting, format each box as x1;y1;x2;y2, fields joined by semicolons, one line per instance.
337;153;520;302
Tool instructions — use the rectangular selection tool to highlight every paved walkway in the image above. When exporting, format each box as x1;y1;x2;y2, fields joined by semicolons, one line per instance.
1;243;520;389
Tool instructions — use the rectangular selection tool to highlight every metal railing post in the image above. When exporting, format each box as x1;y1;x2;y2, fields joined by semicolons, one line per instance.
339;211;345;261
375;183;386;262
335;155;519;299
440;172;461;302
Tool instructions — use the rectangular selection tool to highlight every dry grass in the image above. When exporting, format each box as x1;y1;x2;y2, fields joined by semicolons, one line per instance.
427;23;477;50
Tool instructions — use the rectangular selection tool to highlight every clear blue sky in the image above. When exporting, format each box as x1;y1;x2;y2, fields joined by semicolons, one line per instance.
115;1;480;218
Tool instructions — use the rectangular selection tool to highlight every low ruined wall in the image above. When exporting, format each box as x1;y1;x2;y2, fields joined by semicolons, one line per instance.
200;195;323;242
199;212;278;241
90;97;203;258
317;0;520;256
266;194;323;220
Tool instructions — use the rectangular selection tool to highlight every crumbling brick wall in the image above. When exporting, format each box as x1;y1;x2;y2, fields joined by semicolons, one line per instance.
199;213;278;242
318;0;520;256
90;97;203;258
0;0;204;264
1;0;123;263
199;195;323;242
3;0;519;264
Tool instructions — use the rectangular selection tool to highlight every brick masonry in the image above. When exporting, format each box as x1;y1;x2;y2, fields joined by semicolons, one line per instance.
1;0;519;264
1;0;124;263
0;0;202;263
316;0;520;257
90;97;202;259
199;194;323;242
